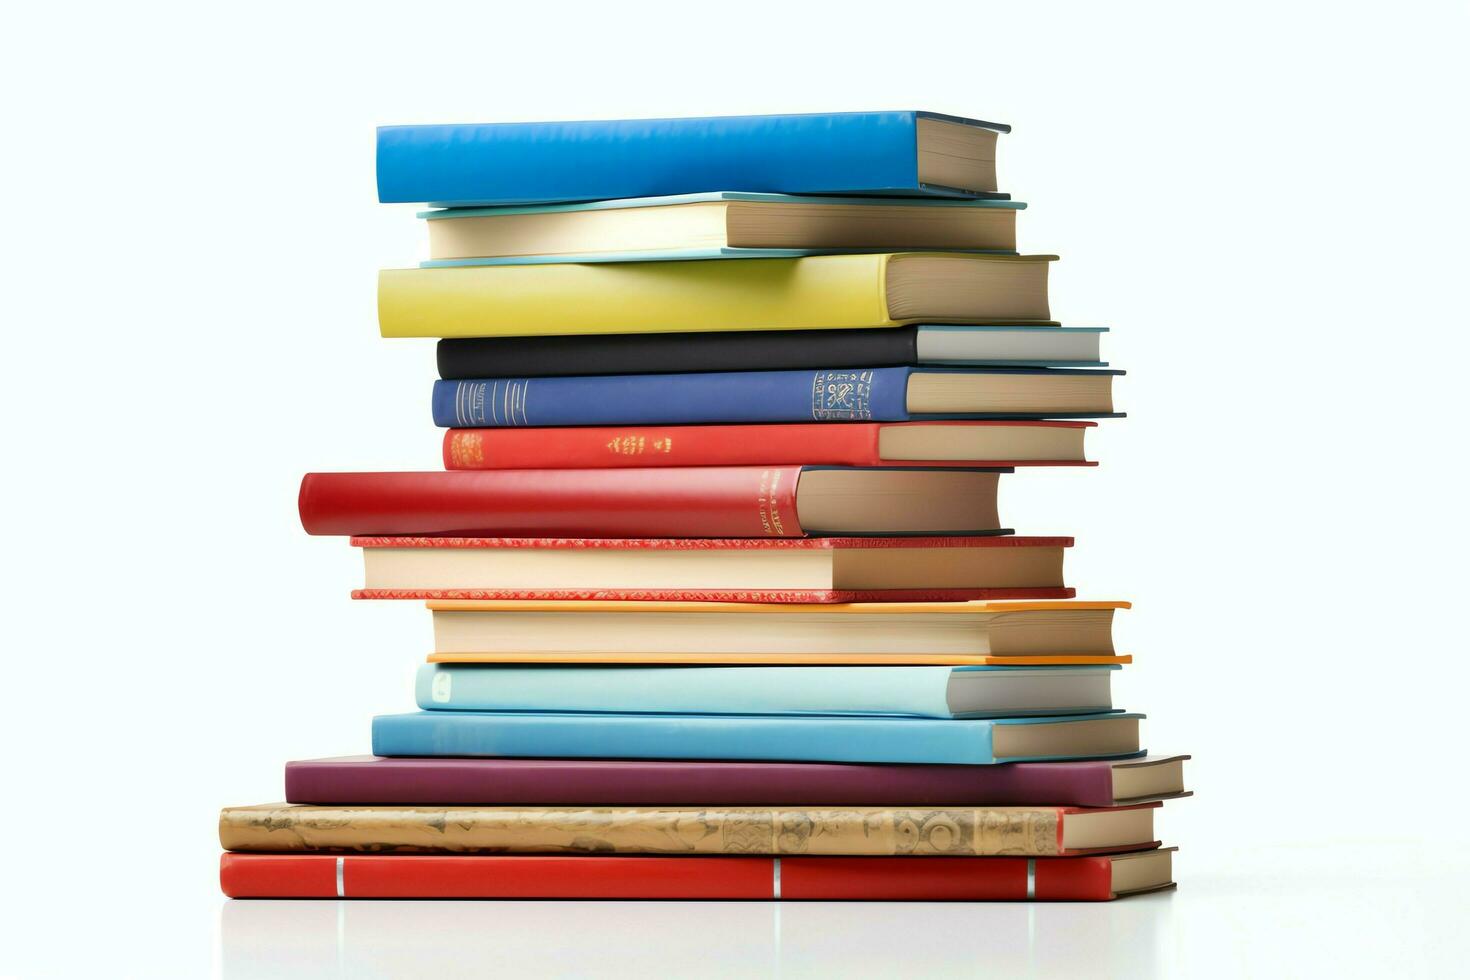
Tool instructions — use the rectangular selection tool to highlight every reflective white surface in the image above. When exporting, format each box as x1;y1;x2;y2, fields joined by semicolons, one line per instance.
207;845;1467;979
220;895;1177;978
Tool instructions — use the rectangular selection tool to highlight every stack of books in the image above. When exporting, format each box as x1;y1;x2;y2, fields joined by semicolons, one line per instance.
220;111;1190;902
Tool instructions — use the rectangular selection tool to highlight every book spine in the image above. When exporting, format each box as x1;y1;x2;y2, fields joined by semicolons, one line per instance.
369;710;999;765
219;804;1071;856
443;423;884;469
377;254;895;339
358;587;1079;603
783;856;1115;901
376;112;929;206
220;854;1120;901
221;853;771;899
435;327;921;379
420;648;1106;663
413;663;953;717
298;467;805;538
430;368;912;428
284;759;1121;808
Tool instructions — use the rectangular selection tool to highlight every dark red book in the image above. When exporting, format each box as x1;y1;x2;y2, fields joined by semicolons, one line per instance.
299;467;1009;538
220;851;1176;901
443;421;1097;470
284;756;1189;808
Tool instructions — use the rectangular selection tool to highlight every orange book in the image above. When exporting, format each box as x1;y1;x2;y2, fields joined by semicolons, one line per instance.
425;599;1131;666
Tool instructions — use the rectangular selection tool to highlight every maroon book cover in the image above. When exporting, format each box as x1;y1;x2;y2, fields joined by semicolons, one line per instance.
285;756;1189;808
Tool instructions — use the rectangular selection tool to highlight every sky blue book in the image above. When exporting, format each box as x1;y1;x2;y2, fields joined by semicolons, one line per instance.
417;192;1024;267
432;366;1123;428
417;663;1119;720
370;711;1145;766
378;112;1010;206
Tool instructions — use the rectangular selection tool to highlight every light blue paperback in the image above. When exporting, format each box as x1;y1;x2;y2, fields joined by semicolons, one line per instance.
371;711;1145;766
415;663;1118;719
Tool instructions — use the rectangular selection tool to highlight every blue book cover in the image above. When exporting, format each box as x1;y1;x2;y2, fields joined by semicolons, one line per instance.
378;112;1010;206
370;711;1145;766
431;367;1125;428
416;663;1119;720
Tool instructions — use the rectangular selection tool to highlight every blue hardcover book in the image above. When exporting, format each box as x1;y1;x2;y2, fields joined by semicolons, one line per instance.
371;710;1144;765
416;663;1119;720
431;367;1124;428
378;112;1010;206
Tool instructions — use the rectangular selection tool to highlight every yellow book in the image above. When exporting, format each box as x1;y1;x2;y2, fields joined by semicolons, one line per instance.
378;252;1057;338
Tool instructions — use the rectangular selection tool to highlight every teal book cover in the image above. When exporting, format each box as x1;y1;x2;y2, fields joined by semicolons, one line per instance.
415;663;1118;719
371;710;1144;765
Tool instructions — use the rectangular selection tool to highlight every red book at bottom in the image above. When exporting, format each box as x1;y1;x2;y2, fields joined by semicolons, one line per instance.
220;851;1175;902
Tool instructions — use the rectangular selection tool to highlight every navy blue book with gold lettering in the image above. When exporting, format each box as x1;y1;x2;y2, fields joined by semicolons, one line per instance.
431;367;1123;428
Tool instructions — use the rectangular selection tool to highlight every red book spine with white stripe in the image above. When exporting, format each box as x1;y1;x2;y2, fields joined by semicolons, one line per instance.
219;853;1175;901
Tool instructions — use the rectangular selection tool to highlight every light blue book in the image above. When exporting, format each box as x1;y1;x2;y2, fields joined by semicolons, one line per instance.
416;663;1118;720
370;711;1145;766
417;192;1024;267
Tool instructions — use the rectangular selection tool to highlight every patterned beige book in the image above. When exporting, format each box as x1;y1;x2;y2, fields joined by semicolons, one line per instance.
219;802;1160;857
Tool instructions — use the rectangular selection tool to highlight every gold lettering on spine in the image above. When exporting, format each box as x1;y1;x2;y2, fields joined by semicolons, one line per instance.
754;469;787;536
448;432;484;467
605;434;652;456
756;469;774;535
768;469;786;535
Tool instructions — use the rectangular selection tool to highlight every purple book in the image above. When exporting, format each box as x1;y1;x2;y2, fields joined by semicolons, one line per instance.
284;755;1189;808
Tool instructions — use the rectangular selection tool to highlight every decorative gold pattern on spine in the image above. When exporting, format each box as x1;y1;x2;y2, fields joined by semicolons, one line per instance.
447;432;485;467
219;805;1065;857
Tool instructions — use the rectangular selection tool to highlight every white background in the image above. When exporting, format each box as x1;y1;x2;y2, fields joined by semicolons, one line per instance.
2;1;1468;976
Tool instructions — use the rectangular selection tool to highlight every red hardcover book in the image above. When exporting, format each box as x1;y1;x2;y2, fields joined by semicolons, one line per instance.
349;535;1075;602
220;851;1176;901
299;467;1007;538
443;421;1097;470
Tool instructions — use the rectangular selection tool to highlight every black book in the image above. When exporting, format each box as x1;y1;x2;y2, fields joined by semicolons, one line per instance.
436;325;1104;379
